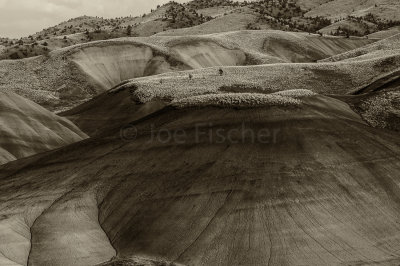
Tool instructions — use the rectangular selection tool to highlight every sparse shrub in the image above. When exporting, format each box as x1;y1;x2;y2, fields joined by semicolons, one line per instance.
126;25;132;36
219;68;224;76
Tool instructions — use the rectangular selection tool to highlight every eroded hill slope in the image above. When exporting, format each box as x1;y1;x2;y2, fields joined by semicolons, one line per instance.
0;92;87;165
1;93;400;265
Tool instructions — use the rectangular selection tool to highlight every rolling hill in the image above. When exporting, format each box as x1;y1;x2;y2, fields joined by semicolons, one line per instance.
60;31;399;136
0;30;373;112
0;2;399;265
1;90;400;265
157;7;260;36
0;92;87;165
2;0;399;61
368;25;400;39
305;0;400;21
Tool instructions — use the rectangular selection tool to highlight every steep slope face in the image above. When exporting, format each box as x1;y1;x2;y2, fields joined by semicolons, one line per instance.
0;31;375;112
262;34;372;62
28;191;116;266
159;30;374;63
70;44;178;90
61;88;167;136
0;92;87;165
170;41;247;68
1;95;400;265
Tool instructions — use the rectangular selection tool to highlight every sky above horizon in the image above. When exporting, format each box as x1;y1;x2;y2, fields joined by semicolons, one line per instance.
0;0;189;38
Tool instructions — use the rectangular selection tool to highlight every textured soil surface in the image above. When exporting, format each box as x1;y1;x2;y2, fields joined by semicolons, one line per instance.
1;95;400;265
0;91;87;165
0;27;399;266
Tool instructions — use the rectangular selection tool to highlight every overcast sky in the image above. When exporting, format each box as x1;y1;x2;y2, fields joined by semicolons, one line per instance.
0;0;189;38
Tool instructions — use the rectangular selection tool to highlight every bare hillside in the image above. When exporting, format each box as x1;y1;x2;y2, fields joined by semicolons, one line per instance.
0;3;399;265
1;92;400;265
0;92;87;165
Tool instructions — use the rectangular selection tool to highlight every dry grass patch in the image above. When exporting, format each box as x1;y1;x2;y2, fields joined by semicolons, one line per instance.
171;92;303;109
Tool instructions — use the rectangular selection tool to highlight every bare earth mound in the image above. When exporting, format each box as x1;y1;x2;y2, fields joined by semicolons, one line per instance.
0;92;87;165
1;94;400;265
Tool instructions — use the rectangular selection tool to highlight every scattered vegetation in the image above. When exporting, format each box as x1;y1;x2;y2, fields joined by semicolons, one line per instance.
327;14;400;37
245;0;331;33
163;1;213;29
358;90;400;131
1;0;400;60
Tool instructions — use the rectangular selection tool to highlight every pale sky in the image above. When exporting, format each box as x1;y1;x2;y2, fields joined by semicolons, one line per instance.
0;0;189;38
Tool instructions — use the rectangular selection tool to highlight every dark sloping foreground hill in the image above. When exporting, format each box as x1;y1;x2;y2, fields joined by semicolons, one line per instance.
1;92;400;265
0;92;87;165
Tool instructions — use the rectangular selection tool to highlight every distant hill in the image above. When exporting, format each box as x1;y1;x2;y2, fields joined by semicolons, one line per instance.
305;0;400;21
368;25;400;39
158;7;260;35
2;0;399;60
